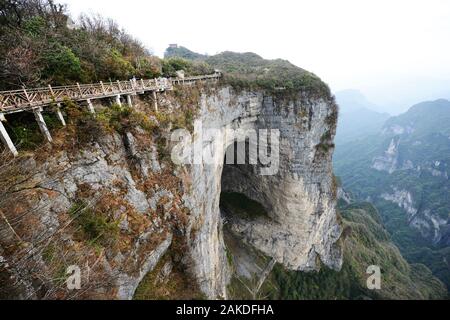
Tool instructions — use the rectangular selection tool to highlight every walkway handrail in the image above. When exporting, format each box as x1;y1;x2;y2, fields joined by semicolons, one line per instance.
0;73;221;114
0;72;221;156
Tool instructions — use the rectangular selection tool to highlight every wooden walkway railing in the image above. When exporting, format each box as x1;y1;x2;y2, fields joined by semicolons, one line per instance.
0;73;221;114
0;73;221;156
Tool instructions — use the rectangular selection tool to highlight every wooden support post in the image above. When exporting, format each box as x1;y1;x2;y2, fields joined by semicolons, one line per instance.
33;108;52;143
153;91;158;112
87;99;95;114
48;84;55;97
77;83;83;96
115;95;122;106
23;87;32;107
56;103;66;126
0;113;18;156
126;95;133;107
141;79;145;90
100;81;106;95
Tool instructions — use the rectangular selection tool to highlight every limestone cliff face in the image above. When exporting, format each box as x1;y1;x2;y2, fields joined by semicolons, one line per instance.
183;87;342;298
0;129;174;299
0;84;341;300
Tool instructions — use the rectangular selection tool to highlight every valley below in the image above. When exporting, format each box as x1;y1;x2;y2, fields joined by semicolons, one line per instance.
334;96;450;296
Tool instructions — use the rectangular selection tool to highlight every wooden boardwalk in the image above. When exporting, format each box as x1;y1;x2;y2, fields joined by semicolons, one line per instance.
0;73;221;156
0;73;220;114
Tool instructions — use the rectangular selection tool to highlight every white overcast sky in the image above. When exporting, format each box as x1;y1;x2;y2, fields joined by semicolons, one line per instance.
63;0;450;113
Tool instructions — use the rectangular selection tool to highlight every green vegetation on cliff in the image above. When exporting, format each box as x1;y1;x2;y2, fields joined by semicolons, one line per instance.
0;1;212;90
1;0;331;101
134;249;205;300
206;52;330;97
1;1;156;88
165;46;331;98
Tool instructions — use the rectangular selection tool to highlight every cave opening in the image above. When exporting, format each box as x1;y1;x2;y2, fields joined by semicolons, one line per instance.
220;192;269;221
219;140;270;224
218;141;277;299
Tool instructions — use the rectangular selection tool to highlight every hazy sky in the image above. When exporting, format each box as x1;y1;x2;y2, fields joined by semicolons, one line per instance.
63;0;450;114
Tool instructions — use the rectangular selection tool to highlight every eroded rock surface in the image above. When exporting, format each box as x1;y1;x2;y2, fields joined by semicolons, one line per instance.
183;87;342;298
0;85;341;300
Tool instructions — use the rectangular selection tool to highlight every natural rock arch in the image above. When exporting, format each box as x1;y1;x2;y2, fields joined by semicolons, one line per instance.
182;87;342;298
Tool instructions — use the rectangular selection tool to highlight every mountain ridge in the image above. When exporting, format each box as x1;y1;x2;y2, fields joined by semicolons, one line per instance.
334;98;450;292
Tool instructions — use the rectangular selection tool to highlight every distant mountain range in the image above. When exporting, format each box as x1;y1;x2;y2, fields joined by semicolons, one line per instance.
334;90;390;145
334;98;450;292
264;200;447;299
